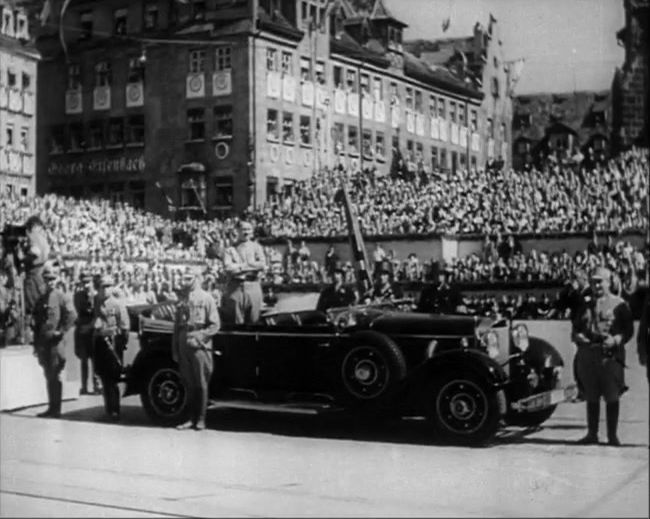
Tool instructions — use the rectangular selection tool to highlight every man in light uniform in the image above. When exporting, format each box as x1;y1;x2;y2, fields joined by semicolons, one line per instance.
572;266;634;446
93;275;130;421
33;265;77;418
173;270;220;431
222;222;266;324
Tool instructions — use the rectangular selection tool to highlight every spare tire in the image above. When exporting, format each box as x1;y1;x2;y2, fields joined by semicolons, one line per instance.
338;331;407;405
140;359;188;425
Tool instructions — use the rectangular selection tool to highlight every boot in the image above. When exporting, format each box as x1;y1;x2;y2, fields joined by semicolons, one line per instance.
576;402;600;444
80;360;89;395
37;378;55;417
606;401;620;446
50;379;62;418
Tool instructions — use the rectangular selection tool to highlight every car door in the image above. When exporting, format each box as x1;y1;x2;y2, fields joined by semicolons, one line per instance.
214;324;259;390
256;317;334;393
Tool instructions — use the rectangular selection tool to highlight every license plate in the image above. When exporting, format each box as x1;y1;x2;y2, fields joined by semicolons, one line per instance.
511;388;573;412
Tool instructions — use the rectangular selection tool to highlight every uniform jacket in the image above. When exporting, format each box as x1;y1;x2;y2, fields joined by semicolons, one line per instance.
316;283;356;312
236;240;267;281
572;293;634;362
172;285;220;359
33;288;77;349
93;293;130;338
74;287;95;332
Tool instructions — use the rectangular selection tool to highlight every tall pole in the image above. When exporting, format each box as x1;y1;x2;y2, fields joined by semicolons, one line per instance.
310;19;318;176
358;62;363;170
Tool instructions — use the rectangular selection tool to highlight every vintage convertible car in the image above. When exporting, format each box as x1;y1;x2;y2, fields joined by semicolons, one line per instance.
123;301;575;445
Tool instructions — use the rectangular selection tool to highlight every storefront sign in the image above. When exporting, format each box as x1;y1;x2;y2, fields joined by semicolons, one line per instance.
47;155;145;177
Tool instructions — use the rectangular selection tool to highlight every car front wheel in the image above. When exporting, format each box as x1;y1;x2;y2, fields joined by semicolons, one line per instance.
429;372;500;445
140;360;188;425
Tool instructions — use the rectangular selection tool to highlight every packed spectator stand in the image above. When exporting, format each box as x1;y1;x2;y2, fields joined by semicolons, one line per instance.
1;148;648;345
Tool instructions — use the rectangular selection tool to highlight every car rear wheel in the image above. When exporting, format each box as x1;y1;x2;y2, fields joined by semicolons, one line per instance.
429;372;500;445
140;360;188;425
339;331;407;405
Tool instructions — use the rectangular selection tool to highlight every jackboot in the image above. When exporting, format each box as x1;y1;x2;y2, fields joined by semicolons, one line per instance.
576;402;600;444
50;379;62;418
606;401;621;446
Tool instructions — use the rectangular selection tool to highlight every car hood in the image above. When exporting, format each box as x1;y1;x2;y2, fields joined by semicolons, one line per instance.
369;311;488;336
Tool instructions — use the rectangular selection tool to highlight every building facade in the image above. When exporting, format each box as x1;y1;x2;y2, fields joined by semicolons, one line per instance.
612;0;649;150
37;0;487;217
405;14;513;169
510;90;613;170
1;3;39;197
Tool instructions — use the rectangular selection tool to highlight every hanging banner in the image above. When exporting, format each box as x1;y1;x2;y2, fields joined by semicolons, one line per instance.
390;105;400;128
488;138;495;158
459;126;468;149
415;113;425;136
374;100;386;123
334;89;346;114
439;120;448;142
362;96;373;120
471;132;480;152
406;111;414;133
282;76;296;102
450;122;459;145
301;80;314;106
347;92;359;116
430;117;439;140
266;71;281;98
316;85;328;110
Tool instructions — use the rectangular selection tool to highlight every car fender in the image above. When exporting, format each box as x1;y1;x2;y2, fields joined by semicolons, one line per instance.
124;349;175;397
402;349;508;414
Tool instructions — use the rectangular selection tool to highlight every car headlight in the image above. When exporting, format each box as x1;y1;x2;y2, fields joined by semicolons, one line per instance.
481;330;500;359
511;324;529;352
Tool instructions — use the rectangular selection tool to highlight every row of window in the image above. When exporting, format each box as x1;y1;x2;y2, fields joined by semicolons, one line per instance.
0;68;32;92
66;59;144;90
50;116;145;154
3;125;31;154
1;6;29;40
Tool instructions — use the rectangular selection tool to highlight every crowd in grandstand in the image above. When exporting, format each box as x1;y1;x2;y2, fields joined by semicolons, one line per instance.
1;147;648;345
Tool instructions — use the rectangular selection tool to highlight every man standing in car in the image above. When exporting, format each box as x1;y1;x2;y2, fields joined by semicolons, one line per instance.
417;267;463;314
316;267;356;312
572;267;634;446
229;221;266;324
173;270;220;431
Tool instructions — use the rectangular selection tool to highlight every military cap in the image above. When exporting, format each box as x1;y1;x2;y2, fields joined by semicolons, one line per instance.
101;275;115;287
591;266;611;281
42;265;59;280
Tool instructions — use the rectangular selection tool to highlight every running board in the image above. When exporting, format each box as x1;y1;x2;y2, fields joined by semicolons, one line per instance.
207;399;344;415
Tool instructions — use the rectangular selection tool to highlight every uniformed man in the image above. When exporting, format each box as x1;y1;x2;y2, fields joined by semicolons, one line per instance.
222;222;266;324
173;270;220;431
316;267;356;312
32;264;77;418
93;275;130;421
417;267;463;314
370;268;403;303
22;215;50;319
73;270;101;395
638;289;649;384
572;266;634;446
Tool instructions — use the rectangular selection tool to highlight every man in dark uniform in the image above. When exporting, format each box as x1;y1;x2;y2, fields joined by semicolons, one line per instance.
93;275;130;421
22;216;50;342
173;270;221;431
572;267;634;446
316;267;356;312
73;270;101;395
565;268;592;401
417;267;463;314
370;268;403;303
638;289;649;383
32;265;77;418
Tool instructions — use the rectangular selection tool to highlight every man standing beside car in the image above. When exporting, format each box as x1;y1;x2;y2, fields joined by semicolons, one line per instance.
572;266;634;446
33;264;77;418
173;270;220;431
74;270;101;395
93;275;130;421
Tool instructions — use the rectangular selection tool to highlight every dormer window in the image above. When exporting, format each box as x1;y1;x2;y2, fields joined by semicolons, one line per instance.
144;2;159;30
2;9;14;37
80;11;93;40
192;0;206;20
16;13;28;39
387;26;402;49
113;8;127;35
